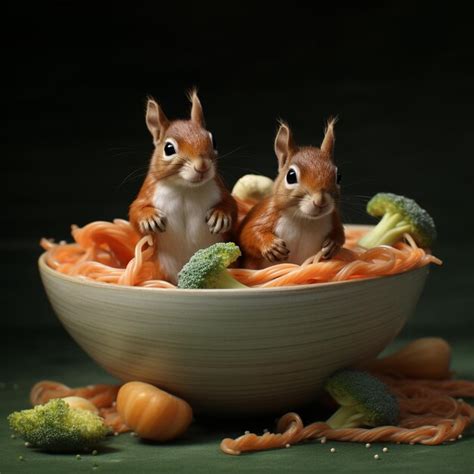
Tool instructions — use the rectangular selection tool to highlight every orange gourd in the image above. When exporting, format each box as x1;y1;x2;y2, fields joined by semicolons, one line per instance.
116;382;193;441
362;337;452;379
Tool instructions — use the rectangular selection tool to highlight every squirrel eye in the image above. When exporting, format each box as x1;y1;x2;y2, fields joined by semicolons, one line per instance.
286;168;298;185
164;141;177;157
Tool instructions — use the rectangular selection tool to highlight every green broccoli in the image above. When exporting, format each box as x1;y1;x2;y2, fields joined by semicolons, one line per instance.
7;398;109;452
177;242;248;289
358;192;436;249
324;369;400;429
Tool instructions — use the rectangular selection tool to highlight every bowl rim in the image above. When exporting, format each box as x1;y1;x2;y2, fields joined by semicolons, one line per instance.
38;224;430;296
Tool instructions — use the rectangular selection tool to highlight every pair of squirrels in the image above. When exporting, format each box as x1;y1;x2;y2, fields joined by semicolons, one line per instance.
129;91;345;284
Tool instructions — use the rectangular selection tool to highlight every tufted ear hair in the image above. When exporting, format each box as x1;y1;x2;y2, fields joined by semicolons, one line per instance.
320;117;337;159
146;97;169;144
274;121;296;169
189;88;205;127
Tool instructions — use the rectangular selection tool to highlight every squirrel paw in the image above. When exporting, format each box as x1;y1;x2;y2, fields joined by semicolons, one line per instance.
138;210;167;234
206;209;232;234
321;238;340;260
262;238;289;262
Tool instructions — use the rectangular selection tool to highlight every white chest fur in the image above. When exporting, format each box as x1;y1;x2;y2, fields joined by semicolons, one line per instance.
274;212;333;265
153;180;223;283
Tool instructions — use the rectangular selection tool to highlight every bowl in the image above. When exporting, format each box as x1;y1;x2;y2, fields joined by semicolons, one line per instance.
38;225;429;416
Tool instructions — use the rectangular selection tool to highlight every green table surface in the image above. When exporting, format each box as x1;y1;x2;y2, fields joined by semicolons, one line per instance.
1;329;473;474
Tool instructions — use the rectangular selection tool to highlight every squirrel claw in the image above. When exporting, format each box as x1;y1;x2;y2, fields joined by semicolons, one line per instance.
138;211;167;234
206;209;232;234
263;238;289;262
321;238;339;260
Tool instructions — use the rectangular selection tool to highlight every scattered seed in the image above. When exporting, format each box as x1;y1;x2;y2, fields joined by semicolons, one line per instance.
114;432;119;436
18;456;24;461
76;455;81;460
365;443;371;448
130;432;137;437
263;428;269;433
374;454;379;460
92;464;98;471
92;450;98;456
10;434;16;439
382;447;388;453
320;436;327;444
330;447;336;453
244;430;250;435
24;442;31;448
285;443;291;448
458;434;463;440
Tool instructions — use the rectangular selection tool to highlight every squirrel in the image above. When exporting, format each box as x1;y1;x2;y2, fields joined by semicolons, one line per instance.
237;119;345;269
129;90;237;284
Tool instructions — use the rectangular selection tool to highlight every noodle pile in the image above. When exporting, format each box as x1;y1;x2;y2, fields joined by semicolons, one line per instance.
220;376;474;454
41;218;441;289
35;202;470;452
30;376;474;451
30;381;128;434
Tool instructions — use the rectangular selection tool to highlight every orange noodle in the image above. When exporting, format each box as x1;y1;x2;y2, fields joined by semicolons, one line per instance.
220;376;474;454
30;380;129;434
36;202;465;448
29;376;474;448
41;217;441;289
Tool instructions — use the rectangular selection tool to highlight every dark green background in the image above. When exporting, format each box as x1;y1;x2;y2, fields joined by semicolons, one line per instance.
2;2;473;472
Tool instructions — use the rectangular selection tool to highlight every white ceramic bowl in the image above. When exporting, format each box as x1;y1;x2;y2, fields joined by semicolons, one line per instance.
38;225;429;415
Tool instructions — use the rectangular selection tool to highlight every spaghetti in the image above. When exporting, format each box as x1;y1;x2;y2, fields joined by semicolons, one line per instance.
35;202;468;450
30;376;474;450
30;380;128;434
41;218;441;289
220;376;474;454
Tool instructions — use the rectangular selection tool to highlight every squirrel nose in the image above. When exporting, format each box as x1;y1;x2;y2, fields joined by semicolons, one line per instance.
193;159;210;174
312;192;327;208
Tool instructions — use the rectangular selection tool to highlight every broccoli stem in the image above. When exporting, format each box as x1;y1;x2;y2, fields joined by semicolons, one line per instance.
358;212;411;248
213;270;248;289
326;405;367;429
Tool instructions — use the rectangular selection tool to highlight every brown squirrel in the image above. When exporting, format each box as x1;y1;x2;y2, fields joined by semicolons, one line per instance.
237;120;345;269
129;90;237;283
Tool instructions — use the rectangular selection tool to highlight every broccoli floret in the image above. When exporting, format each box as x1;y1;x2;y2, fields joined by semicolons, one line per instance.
324;369;400;429
177;242;248;289
7;399;109;452
358;192;436;249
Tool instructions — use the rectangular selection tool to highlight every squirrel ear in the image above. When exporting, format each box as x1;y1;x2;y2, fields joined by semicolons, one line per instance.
189;88;205;127
146;98;169;144
274;121;296;169
320;117;337;159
